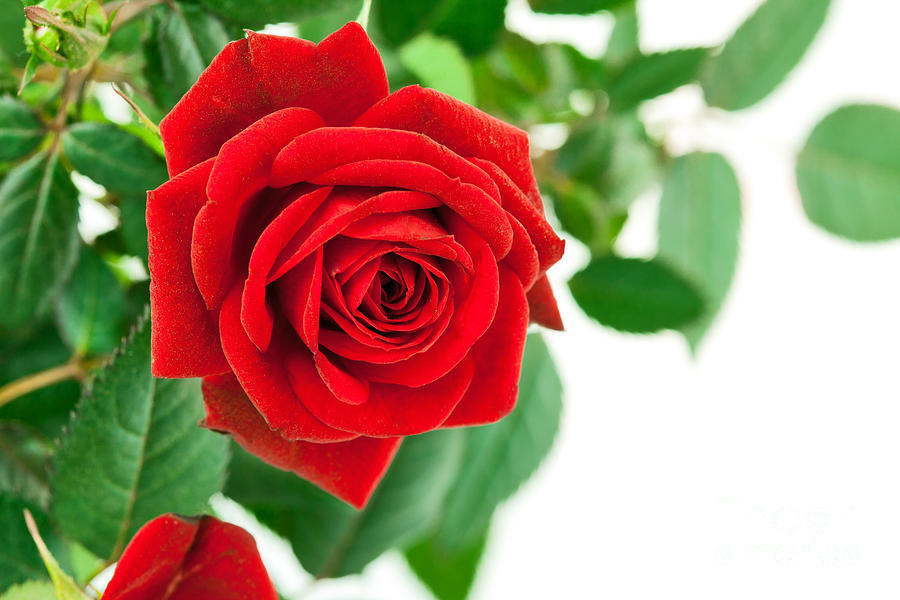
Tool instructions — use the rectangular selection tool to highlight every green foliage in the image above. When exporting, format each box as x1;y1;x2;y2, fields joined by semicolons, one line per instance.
0;496;68;592
0;97;45;162
431;0;507;56
437;334;562;550
605;5;638;67
55;246;128;355
528;0;632;14
0;423;52;508
51;315;228;561
702;0;831;110
569;256;705;333
406;528;488;600
375;0;450;47
0;0;28;67
196;0;356;30
658;152;741;349
0;151;79;331
0;581;55;600
608;48;709;111
400;34;475;104
62;122;167;193
797;104;900;242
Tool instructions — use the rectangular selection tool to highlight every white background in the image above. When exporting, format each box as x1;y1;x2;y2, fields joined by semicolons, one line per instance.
215;0;900;598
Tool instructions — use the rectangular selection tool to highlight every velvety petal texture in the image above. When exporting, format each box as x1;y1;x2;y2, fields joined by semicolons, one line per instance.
102;514;277;600
147;22;564;509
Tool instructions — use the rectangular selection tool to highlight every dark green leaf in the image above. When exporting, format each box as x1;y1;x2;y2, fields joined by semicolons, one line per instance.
0;580;55;600
197;0;358;30
52;314;228;561
0;496;67;592
376;0;451;47
528;0;631;15
437;334;561;550
0;0;28;67
405;527;488;600
658;152;741;349
432;0;507;56
145;3;230;111
702;0;831;110
569;256;704;333
55;246;129;355
608;48;709;111
0;423;52;508
62;122;167;193
0;151;79;330
797;104;900;241
226;429;465;578
118;193;150;263
399;34;475;104
0;97;45;162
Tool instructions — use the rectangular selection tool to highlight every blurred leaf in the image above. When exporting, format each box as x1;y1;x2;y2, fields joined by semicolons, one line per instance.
528;0;631;14
21;508;89;600
376;0;451;47
436;333;561;550
0;423;52;509
226;429;464;578
433;0;507;56
0;97;45;162
118;193;150;263
197;0;358;30
797;104;900;241
400;34;475;104
52;314;229;561
0;151;79;331
296;0;363;43
406;527;488;600
55;245;128;356
144;3;230;111
0;496;68;592
0;580;55;600
702;0;831;111
569;256;704;333
0;0;28;67
608;48;709;111
495;33;548;94
548;179;602;249
605;4;638;67
658;152;741;349
62;122;167;193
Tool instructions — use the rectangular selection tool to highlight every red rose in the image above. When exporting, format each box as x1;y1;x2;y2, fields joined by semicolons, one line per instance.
148;22;564;508
102;514;277;600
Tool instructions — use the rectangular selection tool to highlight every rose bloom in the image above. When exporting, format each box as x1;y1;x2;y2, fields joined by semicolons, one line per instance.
148;22;564;508
102;514;277;600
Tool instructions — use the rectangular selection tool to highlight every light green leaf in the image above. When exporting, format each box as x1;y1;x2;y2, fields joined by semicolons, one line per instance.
658;152;741;349
51;314;228;561
55;245;129;355
22;510;88;600
436;333;561;550
62;122;167;193
605;4;638;67
405;527;488;600
797;104;900;241
226;429;465;578
0;0;28;67
702;0;831;110
0;580;55;600
608;48;709;111
569;256;704;333
0;496;68;592
0;150;79;330
400;34;476;104
0;97;44;162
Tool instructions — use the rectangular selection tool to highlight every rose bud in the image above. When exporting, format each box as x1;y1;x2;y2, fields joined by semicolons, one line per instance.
148;22;565;509
102;514;277;600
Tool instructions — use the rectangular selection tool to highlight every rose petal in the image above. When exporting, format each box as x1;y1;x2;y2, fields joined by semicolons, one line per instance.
526;273;564;331
277;248;323;351
355;85;543;210
443;266;529;426
314;351;370;406
161;23;388;176
202;373;399;508
147;157;229;378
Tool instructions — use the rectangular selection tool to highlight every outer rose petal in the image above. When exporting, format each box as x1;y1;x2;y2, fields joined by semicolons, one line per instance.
526;274;564;331
147;157;229;378
161;22;388;176
443;266;529;427
354;85;543;209
102;514;277;600
202;373;401;508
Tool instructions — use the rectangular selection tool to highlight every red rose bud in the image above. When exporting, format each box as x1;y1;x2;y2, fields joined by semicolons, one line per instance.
148;22;565;508
102;514;277;600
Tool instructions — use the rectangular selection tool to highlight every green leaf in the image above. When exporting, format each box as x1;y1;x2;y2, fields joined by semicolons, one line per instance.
608;48;709;111
796;104;900;241
51;314;229;561
702;0;831;111
375;0;452;47
55;245;129;355
226;429;465;578
22;509;89;600
0;580;55;600
436;333;561;550
432;0;507;56
399;34;475;104
405;527;488;600
0;496;68;592
569;256;704;333
0;0;28;67
295;0;364;43
658;152;741;349
605;4;639;67
118;193;150;263
0;150;79;330
62;122;167;193
144;3;230;111
0;97;45;162
527;0;631;14
197;0;358;30
0;423;52;508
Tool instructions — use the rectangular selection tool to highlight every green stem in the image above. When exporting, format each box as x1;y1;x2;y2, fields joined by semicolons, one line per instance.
356;0;373;31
